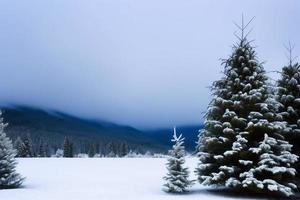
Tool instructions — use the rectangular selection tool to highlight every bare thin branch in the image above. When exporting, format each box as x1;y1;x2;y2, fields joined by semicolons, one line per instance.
244;27;254;39
233;31;242;41
243;16;255;30
233;21;242;31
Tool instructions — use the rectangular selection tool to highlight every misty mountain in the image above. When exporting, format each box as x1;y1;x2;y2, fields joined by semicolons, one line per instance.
0;106;202;155
1;106;168;154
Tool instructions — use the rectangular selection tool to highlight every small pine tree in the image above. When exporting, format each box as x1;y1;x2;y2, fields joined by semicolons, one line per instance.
88;143;95;157
38;140;45;157
120;142;129;157
14;137;23;157
21;134;33;157
163;127;193;193
63;137;73;158
0;111;24;189
55;148;64;157
44;142;50;157
106;142;116;157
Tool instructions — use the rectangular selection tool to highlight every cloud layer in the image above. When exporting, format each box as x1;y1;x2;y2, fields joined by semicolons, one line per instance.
0;0;299;128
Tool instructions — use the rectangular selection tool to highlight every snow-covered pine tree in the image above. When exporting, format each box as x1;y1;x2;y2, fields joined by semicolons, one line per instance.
63;137;73;158
0;111;24;189
38;140;45;157
119;142;129;157
44;142;50;157
107;142;117;157
13;137;24;157
196;17;298;197
88;143;96;157
276;43;300;178
55;148;63;157
163;127;193;193
21;134;33;157
13;136;31;158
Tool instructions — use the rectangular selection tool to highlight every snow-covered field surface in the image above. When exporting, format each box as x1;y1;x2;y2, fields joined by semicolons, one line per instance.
1;158;263;200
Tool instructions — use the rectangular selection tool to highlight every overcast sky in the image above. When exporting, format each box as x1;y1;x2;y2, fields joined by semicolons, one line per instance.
0;0;299;129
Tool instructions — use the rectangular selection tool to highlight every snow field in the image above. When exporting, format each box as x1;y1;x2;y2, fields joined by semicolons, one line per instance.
0;158;258;200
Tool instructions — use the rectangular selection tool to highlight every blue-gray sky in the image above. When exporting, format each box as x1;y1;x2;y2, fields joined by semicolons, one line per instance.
0;0;299;128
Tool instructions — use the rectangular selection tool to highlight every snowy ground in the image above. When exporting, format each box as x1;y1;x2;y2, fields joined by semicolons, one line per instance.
1;158;264;200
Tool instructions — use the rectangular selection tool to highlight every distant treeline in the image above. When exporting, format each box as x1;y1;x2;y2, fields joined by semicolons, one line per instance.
11;133;152;158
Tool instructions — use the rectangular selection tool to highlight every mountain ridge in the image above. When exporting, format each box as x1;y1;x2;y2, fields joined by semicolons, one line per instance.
0;105;202;154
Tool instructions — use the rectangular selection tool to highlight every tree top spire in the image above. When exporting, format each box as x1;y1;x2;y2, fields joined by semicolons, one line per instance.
172;126;183;142
233;14;255;41
284;41;298;66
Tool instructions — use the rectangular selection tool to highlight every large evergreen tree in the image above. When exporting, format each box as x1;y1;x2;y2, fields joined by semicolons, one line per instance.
196;19;298;197
163;127;193;193
276;44;300;179
0;111;24;189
